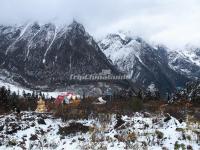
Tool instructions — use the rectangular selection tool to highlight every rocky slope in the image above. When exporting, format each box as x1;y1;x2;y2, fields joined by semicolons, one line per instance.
0;21;121;90
99;33;198;95
168;46;200;79
0;21;199;95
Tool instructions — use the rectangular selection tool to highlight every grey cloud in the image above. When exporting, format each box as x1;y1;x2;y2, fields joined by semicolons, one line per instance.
0;0;200;48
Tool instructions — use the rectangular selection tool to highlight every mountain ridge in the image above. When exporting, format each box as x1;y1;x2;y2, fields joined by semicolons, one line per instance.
0;21;124;91
99;32;200;95
0;21;199;96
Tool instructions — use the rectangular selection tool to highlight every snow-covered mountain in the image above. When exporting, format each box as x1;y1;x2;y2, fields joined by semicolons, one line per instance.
0;21;199;95
0;21;122;90
99;32;200;95
169;46;200;78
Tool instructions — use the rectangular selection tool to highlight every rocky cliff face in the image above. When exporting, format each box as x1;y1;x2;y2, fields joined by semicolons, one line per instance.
0;21;119;90
168;46;200;79
99;33;197;95
0;21;199;95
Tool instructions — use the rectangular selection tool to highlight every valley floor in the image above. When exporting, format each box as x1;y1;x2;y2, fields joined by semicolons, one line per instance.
0;111;199;150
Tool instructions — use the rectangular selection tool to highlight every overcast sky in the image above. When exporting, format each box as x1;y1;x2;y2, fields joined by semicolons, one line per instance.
1;0;200;49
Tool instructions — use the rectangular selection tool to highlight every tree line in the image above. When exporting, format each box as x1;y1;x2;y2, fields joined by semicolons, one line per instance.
0;86;54;113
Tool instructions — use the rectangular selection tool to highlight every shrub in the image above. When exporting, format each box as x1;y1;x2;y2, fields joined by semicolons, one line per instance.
181;143;186;150
37;118;46;125
29;134;38;141
58;122;90;136
187;145;193;150
127;132;137;142
8;140;17;146
186;135;191;141
128;97;143;112
155;130;164;139
114;114;125;129
174;141;186;150
176;128;184;132
174;141;180;150
164;114;171;122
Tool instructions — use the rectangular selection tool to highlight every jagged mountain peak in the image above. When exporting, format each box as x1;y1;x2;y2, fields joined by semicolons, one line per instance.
101;32;150;49
31;22;40;29
106;33;124;41
2;21;94;57
0;21;121;90
99;32;193;95
0;21;199;95
69;20;85;29
67;20;86;35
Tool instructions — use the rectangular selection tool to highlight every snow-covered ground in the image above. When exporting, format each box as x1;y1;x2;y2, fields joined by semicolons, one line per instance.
0;80;60;98
0;112;199;150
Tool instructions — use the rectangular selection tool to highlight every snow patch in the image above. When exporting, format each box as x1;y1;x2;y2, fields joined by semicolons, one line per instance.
43;27;57;64
5;23;31;55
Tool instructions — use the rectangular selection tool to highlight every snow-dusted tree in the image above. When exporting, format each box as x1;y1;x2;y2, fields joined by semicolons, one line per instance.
145;83;160;100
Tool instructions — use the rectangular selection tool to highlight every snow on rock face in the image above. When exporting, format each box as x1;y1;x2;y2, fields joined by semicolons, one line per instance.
99;33;190;95
0;26;22;65
5;22;40;55
147;83;158;93
182;45;200;66
0;21;119;90
168;46;200;78
1;20;199;94
99;34;141;73
0;112;199;150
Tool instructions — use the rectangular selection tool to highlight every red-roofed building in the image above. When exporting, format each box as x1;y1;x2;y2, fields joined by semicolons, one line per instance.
54;92;80;105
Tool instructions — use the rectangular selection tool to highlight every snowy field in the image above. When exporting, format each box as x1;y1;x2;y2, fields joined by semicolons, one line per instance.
0;79;60;98
0;112;199;150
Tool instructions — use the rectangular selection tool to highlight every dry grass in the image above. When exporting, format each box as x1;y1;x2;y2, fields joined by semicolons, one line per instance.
0;96;199;122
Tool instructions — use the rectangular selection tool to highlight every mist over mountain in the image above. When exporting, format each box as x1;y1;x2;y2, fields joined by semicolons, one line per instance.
0;1;200;150
1;0;200;49
0;21;199;96
99;32;200;95
0;21;123;90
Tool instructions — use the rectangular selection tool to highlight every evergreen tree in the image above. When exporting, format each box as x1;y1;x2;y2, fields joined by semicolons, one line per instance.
0;86;8;104
22;90;26;98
